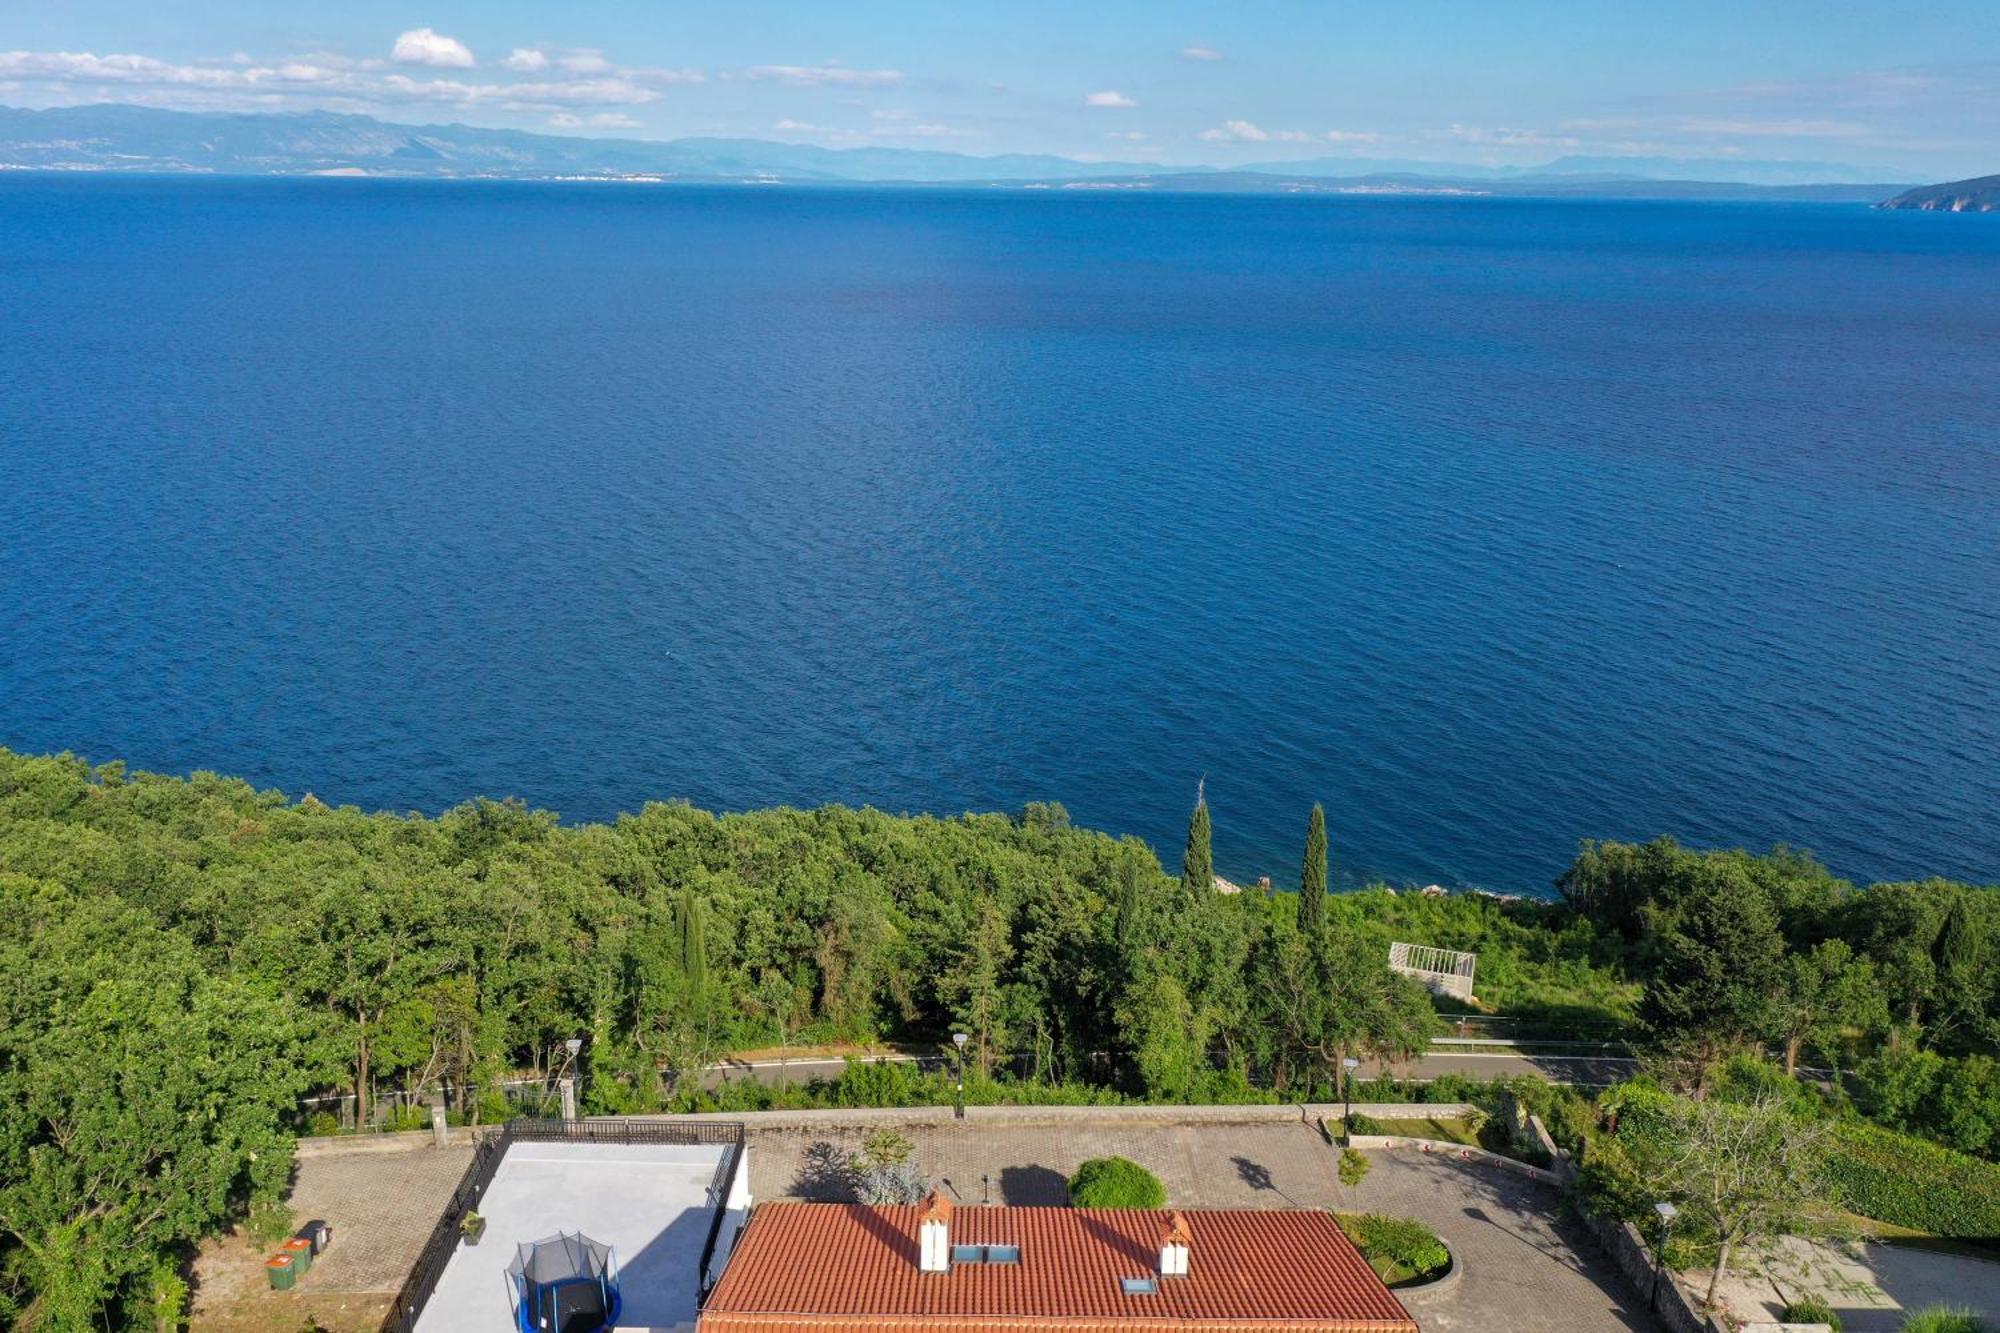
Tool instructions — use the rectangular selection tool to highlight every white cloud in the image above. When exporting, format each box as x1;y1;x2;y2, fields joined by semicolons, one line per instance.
1198;119;1311;143
1324;129;1380;143
773;118;820;131
1085;90;1136;108
502;48;548;72
0;46;678;113
1181;46;1225;62
741;63;903;88
549;111;639;129
558;49;614;75
1105;130;1148;141
391;28;474;69
1443;123;1579;147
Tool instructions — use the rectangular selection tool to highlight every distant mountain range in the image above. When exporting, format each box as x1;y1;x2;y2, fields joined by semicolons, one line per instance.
0;104;1920;201
1879;174;2000;212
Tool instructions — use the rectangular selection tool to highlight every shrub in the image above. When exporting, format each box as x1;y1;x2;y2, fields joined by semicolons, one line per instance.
1824;1123;2000;1239
1783;1295;1842;1331
1335;1213;1450;1286
1338;1147;1370;1187
1345;1111;1384;1137
1900;1308;1986;1333
305;1110;341;1138
850;1129;927;1204
245;1200;295;1249
1068;1157;1166;1209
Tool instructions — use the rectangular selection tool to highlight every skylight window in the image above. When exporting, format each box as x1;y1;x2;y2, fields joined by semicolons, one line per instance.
1121;1276;1159;1295
951;1244;1023;1265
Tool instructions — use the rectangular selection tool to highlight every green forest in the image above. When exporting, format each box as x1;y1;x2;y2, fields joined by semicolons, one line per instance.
0;747;1996;1328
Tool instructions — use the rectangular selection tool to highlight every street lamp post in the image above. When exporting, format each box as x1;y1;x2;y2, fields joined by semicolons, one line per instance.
952;1033;968;1120
1650;1201;1678;1310
1341;1057;1360;1140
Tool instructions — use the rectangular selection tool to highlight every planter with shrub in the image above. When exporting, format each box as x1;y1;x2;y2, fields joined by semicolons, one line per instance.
1335;1213;1452;1289
1782;1295;1841;1331
460;1210;487;1247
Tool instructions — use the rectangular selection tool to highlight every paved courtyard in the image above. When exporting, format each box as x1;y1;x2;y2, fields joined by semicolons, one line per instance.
191;1141;474;1333
746;1119;1651;1332
1708;1234;2000;1331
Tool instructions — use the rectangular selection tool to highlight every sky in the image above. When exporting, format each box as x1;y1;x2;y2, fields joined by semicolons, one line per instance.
3;1;1996;178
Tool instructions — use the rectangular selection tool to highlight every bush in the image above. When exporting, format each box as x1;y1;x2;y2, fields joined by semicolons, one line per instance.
305;1110;341;1138
1338;1147;1371;1188
1345;1111;1384;1137
1336;1213;1450;1286
850;1129;927;1205
1824;1123;2000;1239
1068;1156;1166;1209
1783;1295;1842;1331
1900;1308;1986;1333
245;1200;295;1249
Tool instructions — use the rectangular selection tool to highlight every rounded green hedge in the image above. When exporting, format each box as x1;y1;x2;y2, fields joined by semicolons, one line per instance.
1068;1156;1167;1209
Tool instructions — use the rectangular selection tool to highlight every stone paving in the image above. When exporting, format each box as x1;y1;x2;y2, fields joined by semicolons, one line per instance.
190;1141;474;1333
285;1143;477;1292
747;1119;1652;1332
1707;1234;2000;1332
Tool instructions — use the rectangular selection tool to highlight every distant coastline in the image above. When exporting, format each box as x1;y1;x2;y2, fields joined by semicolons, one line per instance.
0;102;1917;202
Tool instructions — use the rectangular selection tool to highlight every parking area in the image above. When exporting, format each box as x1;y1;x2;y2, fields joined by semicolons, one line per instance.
746;1117;1651;1332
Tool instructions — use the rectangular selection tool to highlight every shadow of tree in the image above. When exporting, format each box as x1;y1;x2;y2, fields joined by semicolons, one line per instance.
998;1165;1069;1205
789;1140;858;1201
1231;1154;1300;1206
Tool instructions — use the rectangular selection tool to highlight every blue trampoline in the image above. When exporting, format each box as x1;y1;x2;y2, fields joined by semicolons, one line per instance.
506;1232;622;1333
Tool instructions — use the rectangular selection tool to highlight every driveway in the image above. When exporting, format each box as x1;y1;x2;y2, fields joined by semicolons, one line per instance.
747;1117;1651;1332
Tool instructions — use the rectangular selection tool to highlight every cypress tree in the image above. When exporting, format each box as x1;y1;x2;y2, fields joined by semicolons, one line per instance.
1116;858;1144;945
1181;782;1212;897
680;886;707;994
1299;803;1327;936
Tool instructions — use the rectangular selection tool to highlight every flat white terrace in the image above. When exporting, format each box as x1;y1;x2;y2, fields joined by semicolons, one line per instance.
415;1139;734;1333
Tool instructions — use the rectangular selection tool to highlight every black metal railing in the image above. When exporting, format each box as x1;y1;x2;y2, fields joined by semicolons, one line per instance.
378;1117;746;1333
697;1127;748;1304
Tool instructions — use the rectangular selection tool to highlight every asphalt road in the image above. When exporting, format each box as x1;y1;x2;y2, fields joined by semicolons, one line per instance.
699;1048;1641;1091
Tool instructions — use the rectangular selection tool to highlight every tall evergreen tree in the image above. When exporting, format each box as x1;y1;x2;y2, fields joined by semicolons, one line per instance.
679;886;707;995
1116;858;1144;946
1299;804;1328;936
1181;781;1212;897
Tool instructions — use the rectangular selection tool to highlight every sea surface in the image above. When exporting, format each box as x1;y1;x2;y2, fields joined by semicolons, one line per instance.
2;175;1997;893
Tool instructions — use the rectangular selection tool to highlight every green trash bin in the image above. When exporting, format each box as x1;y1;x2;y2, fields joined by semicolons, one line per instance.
266;1253;297;1291
281;1237;313;1277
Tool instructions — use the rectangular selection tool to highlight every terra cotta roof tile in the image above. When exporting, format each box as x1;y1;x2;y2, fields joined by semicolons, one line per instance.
700;1203;1418;1333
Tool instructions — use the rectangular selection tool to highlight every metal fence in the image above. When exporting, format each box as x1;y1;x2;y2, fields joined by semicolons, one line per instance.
378;1118;746;1333
1387;940;1478;1000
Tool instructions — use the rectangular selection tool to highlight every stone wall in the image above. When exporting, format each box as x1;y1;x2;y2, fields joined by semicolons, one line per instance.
1583;1207;1722;1333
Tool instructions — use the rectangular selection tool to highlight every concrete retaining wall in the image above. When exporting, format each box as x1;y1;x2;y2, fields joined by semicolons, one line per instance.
661;1101;1475;1131
296;1100;1488;1154
1347;1135;1568;1187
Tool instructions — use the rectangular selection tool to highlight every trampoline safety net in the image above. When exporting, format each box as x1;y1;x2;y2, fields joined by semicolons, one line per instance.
505;1232;621;1333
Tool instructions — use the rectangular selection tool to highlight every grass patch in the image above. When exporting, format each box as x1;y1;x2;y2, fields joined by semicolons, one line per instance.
1366;1117;1482;1146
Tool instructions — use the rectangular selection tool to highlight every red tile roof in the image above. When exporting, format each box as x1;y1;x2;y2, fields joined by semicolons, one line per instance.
700;1203;1419;1333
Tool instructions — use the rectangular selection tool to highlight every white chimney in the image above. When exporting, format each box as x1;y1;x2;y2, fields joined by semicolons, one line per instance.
1160;1211;1191;1277
919;1191;952;1273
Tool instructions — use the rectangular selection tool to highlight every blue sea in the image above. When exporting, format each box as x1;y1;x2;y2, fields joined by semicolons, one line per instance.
2;175;1996;893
